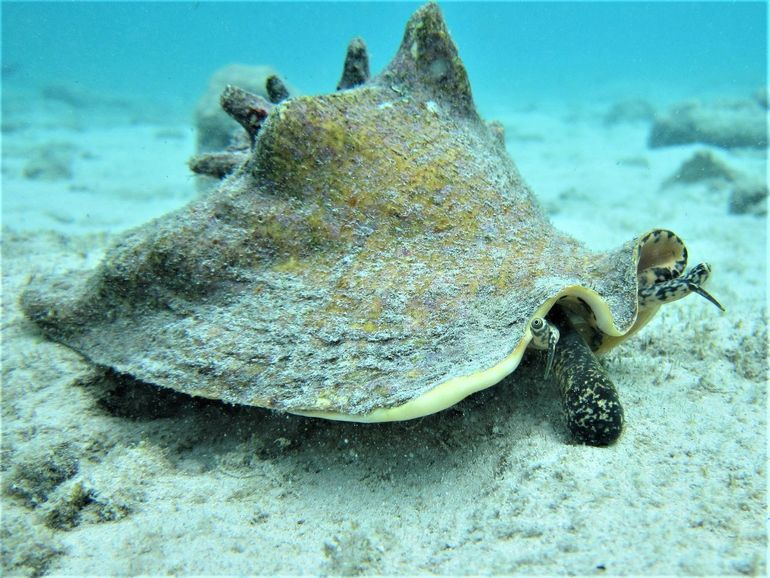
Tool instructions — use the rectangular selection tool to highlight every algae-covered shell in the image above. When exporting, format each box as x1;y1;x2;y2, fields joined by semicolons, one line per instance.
21;3;700;422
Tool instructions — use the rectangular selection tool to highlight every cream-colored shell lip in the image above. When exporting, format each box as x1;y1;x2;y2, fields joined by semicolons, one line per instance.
294;331;529;423
293;283;649;423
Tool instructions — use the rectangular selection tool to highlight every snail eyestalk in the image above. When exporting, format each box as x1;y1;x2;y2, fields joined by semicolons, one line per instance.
529;317;559;379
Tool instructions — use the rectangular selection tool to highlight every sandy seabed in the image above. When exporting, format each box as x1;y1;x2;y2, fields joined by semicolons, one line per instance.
1;85;767;576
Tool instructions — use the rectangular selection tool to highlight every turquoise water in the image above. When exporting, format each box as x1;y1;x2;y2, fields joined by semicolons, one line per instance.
1;4;767;575
3;1;767;116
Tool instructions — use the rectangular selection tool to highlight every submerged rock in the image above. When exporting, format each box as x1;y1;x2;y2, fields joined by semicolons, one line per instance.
663;149;766;216
649;98;767;149
729;179;767;216
22;145;76;181
603;99;656;126
663;149;736;187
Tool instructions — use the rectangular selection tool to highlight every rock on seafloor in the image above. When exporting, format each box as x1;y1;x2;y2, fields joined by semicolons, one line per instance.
649;97;767;149
662;149;736;187
729;179;768;216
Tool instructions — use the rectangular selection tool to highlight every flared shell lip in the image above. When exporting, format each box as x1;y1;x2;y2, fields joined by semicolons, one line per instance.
294;227;684;423
293;284;647;423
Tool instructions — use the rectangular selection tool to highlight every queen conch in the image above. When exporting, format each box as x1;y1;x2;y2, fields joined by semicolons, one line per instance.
21;3;723;446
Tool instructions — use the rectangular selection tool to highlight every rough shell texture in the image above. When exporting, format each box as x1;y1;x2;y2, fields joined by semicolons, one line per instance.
21;3;681;420
196;63;294;152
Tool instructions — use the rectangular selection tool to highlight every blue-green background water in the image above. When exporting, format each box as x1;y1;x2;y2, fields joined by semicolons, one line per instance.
3;1;767;117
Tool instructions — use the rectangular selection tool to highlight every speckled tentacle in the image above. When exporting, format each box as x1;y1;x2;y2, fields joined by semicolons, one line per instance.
529;317;559;379
551;310;624;446
639;262;725;311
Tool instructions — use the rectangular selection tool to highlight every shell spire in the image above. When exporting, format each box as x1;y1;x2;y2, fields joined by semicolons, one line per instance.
377;2;476;117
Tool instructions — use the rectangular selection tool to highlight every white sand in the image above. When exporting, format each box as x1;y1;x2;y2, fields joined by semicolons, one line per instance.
1;87;766;576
